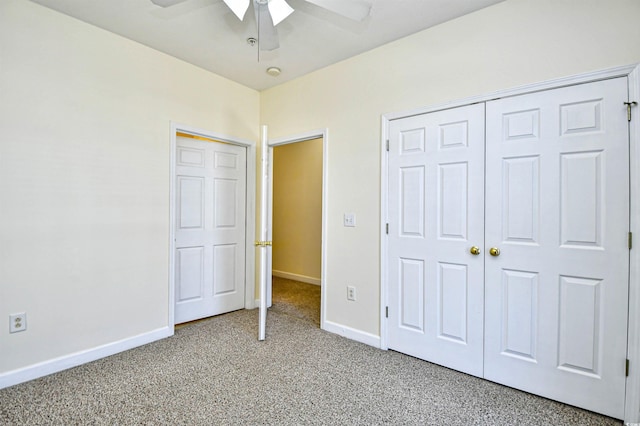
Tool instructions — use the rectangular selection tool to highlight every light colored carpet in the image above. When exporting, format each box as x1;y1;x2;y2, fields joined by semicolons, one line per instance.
0;281;621;425
270;276;321;325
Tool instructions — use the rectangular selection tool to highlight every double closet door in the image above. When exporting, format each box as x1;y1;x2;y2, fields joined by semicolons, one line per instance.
387;77;629;419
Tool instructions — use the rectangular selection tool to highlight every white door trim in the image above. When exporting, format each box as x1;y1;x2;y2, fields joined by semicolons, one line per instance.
380;64;640;423
169;122;257;329
268;128;329;330
626;65;640;425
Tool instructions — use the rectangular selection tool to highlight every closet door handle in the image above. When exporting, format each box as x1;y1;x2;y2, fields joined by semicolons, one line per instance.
489;247;500;257
470;246;481;255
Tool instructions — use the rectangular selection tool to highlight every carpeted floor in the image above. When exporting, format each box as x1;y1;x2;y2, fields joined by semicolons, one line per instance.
270;276;321;325
0;280;621;425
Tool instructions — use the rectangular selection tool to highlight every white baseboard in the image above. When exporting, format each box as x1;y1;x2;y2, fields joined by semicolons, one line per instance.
0;326;173;390
323;320;381;348
272;270;321;286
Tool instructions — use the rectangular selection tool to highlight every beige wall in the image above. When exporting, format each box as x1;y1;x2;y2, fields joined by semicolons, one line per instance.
260;0;640;336
0;0;259;374
272;138;323;281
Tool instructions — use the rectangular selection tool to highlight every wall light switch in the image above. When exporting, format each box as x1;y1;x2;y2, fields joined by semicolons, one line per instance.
344;213;356;227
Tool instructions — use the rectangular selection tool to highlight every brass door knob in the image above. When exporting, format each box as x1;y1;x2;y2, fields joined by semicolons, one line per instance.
470;246;481;255
489;247;500;257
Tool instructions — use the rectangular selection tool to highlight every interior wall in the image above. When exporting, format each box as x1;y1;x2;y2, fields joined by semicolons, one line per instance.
272;138;323;282
259;0;640;337
0;0;259;375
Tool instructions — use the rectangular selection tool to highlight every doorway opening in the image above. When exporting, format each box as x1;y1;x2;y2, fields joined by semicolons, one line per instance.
270;138;323;326
266;130;328;330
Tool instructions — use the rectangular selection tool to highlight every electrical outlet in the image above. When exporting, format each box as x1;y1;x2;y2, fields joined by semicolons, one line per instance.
347;286;356;301
10;313;27;333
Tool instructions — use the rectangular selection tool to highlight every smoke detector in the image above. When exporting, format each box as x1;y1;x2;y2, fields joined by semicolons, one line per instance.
266;67;281;77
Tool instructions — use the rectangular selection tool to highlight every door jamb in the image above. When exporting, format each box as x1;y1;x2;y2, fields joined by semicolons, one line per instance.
268;129;329;330
169;122;257;328
626;64;640;425
380;64;640;423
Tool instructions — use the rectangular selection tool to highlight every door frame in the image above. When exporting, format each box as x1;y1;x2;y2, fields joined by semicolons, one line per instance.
380;64;640;423
267;128;329;329
169;121;257;328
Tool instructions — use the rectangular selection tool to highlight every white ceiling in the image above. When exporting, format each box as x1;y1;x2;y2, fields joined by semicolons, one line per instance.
29;0;505;91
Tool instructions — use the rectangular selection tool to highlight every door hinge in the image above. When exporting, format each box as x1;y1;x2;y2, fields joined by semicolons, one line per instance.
625;101;638;122
626;359;630;377
629;232;633;250
385;306;389;318
386;139;389;152
386;223;389;234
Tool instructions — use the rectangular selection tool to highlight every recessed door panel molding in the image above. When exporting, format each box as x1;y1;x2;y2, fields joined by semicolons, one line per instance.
176;247;205;302
502;156;539;244
557;275;602;377
214;178;238;228
438;162;468;240
213;244;237;296
439;121;468;149
177;176;205;230
400;166;425;237
560;151;603;248
438;262;468;343
214;151;238;169
400;128;426;155
502;109;540;142
399;258;424;332
560;99;603;136
175;136;247;324
177;146;205;167
388;103;485;378
500;269;538;361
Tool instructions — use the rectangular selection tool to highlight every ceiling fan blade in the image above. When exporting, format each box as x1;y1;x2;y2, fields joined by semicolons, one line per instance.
254;1;280;51
223;0;251;20
267;0;294;26
305;0;372;21
150;0;190;7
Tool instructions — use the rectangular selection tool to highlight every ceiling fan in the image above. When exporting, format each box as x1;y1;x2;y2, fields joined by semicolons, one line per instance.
150;0;373;51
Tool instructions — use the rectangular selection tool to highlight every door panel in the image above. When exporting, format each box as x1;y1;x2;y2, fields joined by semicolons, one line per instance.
176;246;204;302
387;103;485;377
484;78;629;418
438;262;468;343
175;136;247;324
177;176;205;230
500;269;538;360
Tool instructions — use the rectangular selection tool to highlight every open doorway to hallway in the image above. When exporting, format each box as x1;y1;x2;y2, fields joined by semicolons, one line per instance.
270;138;323;326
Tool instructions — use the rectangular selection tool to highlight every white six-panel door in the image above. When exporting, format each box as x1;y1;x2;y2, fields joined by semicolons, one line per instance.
387;104;486;377
175;136;247;324
386;77;630;418
484;78;629;418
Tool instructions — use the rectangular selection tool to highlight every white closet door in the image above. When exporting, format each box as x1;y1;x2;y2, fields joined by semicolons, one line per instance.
387;104;485;377
484;77;629;418
175;136;247;324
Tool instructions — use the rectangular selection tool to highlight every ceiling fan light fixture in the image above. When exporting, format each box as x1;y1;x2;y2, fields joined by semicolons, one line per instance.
266;67;282;77
267;0;294;26
223;0;251;20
